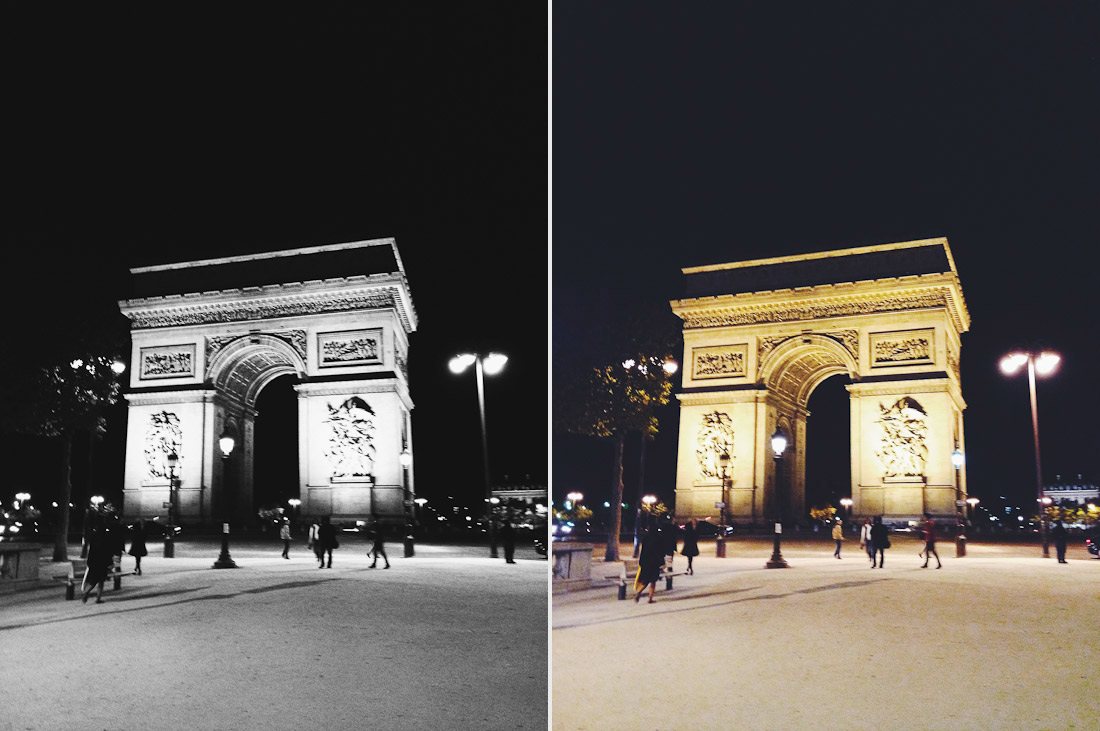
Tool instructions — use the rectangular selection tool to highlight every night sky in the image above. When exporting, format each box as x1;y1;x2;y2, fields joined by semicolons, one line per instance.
553;3;1099;514
5;5;547;511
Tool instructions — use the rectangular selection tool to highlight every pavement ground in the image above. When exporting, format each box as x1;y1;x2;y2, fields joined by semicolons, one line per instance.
552;536;1099;731
1;535;548;731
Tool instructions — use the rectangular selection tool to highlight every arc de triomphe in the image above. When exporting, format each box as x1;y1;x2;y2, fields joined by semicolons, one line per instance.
118;238;417;526
671;238;970;525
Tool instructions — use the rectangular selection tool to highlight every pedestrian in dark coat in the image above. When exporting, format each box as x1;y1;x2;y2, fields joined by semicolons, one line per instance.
680;519;700;575
1052;519;1069;563
500;521;516;564
921;513;941;568
368;523;390;568
82;519;113;604
869;515;890;569
633;526;664;604
128;519;148;575
279;518;291;559
317;516;338;568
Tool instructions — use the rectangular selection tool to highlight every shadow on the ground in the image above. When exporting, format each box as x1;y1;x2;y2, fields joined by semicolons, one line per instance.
0;578;342;633
555;578;890;631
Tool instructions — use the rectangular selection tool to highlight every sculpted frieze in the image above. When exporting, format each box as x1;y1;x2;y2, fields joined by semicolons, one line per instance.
682;291;949;329
128;289;401;330
139;345;195;380
692;345;747;379
871;329;935;367
144;410;182;481
324;396;377;479
318;329;383;368
696;411;735;481
875;396;928;479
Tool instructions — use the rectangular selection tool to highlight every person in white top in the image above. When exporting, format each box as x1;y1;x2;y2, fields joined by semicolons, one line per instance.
859;517;874;566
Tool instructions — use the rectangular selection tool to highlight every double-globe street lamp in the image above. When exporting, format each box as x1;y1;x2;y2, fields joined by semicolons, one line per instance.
951;446;967;557
766;428;789;569
213;430;239;569
400;446;414;557
716;451;731;558
1000;350;1060;557
164;450;180;558
449;352;508;558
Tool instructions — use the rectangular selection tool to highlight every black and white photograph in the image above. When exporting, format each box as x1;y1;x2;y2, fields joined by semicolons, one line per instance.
3;5;547;730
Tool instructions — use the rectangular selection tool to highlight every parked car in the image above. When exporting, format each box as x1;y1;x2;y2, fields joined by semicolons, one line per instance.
693;520;735;539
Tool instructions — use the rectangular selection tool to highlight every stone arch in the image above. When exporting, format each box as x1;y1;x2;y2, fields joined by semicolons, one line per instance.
118;239;418;529
671;238;971;527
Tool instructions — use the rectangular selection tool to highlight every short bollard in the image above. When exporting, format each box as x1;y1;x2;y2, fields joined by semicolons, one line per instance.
956;535;967;558
404;534;414;558
65;580;75;601
163;535;174;558
617;581;627;600
665;574;674;591
716;535;726;558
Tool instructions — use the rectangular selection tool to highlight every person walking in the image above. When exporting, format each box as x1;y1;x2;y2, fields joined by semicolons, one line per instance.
832;517;844;559
316;516;338;568
680;518;700;575
500;520;516;564
1052;518;1069;563
368;522;390;569
81;517;113;604
870;515;890;568
921;513;942;568
859;517;875;566
128;519;148;575
633;525;664;604
279;517;291;559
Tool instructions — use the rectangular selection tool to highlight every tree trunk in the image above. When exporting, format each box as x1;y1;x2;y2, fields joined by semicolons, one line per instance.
52;430;73;562
605;433;625;562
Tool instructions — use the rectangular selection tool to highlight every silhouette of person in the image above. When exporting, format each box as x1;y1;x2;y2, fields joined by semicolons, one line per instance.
1052;519;1069;563
280;517;291;559
633;525;664;604
500;520;516;564
82;516;113;604
317;516;337;568
870;515;889;568
860;517;874;565
832;517;844;558
369;523;390;569
921;513;941;569
128;519;148;575
680;518;700;575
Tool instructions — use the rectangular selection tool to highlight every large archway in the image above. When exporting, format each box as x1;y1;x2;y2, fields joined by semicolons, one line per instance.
118;239;418;528
671;238;970;525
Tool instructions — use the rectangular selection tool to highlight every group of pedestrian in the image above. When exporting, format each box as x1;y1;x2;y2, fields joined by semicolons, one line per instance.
632;515;700;604
300;516;390;569
81;514;147;605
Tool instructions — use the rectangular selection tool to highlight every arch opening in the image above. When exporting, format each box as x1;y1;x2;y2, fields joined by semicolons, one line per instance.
253;374;300;523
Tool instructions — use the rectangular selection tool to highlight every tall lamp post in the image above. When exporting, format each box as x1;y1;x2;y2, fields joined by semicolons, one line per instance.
766;428;789;569
966;497;979;529
164;450;179;558
449;352;508;558
1000;350;1060;557
213;430;239;569
839;497;853;525
400;446;414;557
716;451;731;558
952;446;966;557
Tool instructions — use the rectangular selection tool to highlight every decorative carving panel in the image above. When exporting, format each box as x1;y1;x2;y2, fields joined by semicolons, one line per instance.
696;411;735;481
144;410;182;480
129;289;402;329
395;350;408;380
682;291;949;329
318;329;384;368
324;396;377;479
139;345;195;380
870;329;935;367
875;397;928;479
691;344;748;380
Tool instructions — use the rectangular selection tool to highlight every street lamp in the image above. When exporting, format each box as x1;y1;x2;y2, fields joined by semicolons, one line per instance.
213;430;239;569
766;427;789;569
951;446;966;557
413;497;427;526
90;495;104;509
399;446;414;557
716;451;731;558
14;492;31;510
449;351;507;558
164;450;180;558
1000;350;1060;557
966;497;979;526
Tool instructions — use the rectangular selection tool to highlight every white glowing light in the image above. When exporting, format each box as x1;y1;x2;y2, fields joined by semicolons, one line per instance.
449;353;477;374
482;352;508;375
111;360;127;375
663;359;679;375
1035;352;1060;375
999;353;1028;375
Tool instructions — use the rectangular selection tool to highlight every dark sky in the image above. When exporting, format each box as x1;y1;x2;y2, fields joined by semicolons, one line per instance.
5;4;547;509
552;3;1099;513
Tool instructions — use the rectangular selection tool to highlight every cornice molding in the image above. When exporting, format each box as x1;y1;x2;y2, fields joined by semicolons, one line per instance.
672;279;969;334
124;389;219;406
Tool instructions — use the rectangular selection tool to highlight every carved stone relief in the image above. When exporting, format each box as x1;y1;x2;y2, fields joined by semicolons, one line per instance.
323;396;377;479
870;329;935;367
947;349;960;382
875;397;928;479
144;410;183;480
692;345;747;379
696;411;735;481
130;289;402;329
205;330;307;371
683;291;949;329
139;345;195;380
318;329;383;368
395;350;408;379
757;330;858;363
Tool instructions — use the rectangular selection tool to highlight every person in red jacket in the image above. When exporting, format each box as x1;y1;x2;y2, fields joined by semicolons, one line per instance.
921;513;941;569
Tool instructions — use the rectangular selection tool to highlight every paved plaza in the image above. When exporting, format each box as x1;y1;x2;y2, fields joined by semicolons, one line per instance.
552;537;1099;731
2;536;547;731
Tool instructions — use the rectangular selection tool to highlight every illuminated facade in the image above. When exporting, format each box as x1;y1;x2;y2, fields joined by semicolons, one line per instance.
670;238;970;524
118;239;417;526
